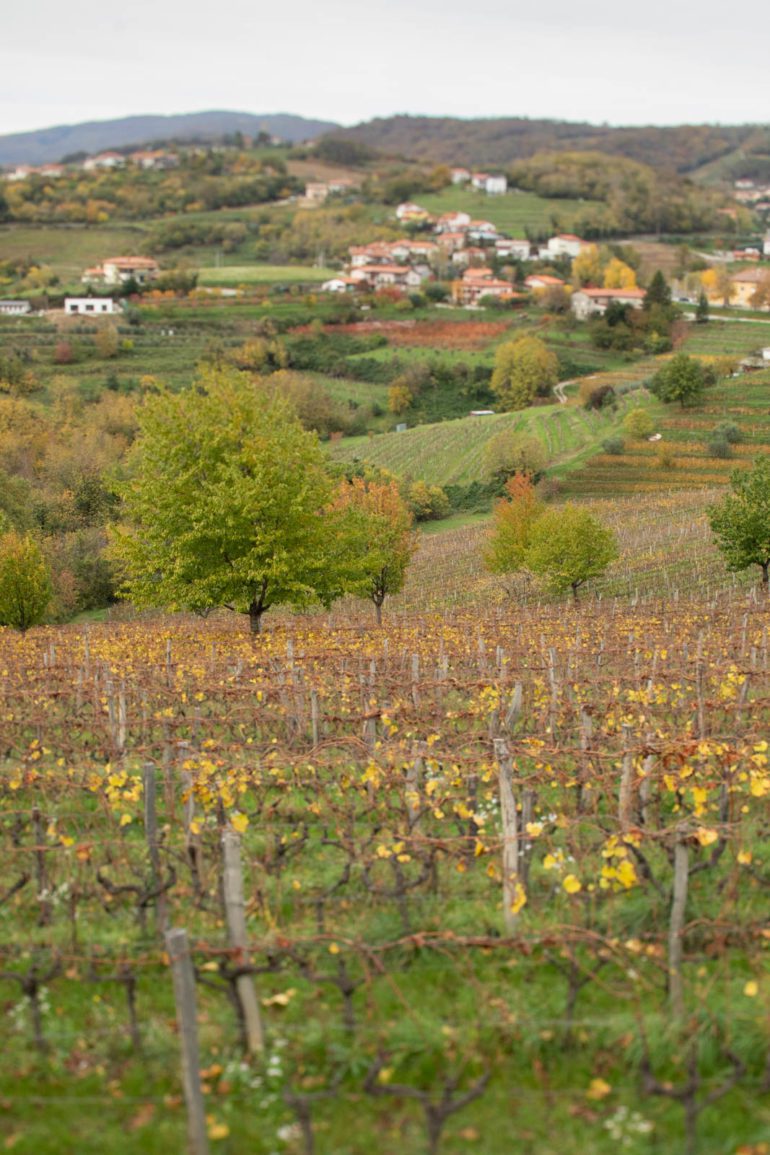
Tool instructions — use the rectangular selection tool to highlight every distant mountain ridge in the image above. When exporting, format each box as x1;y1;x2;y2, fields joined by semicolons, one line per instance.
0;111;339;166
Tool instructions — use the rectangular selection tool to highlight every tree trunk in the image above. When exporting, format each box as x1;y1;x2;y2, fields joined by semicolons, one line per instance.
761;561;769;589
374;599;383;627
249;603;263;635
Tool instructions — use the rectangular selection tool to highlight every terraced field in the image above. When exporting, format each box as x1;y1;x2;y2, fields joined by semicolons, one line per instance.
416;188;604;234
330;392;647;486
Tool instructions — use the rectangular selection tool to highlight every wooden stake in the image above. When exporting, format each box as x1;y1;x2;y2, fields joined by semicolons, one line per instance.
165;928;210;1155
222;831;265;1054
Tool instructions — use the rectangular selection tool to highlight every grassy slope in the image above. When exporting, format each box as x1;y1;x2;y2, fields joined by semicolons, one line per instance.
0;223;148;283
417;187;602;235
329;390;650;487
198;265;337;285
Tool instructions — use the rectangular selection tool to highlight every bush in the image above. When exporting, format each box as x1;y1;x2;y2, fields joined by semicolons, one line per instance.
623;408;654;438
482;430;548;483
707;435;733;459
602;436;625;455
712;421;743;444
580;381;615;410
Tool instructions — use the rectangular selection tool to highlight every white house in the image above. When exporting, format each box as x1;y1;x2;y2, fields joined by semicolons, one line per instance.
83;257;160;286
320;277;357;293
570;287;646;320
395;202;430;223
4;165;34;181
467;220;499;241
435;211;472;233
83;152;126;171
762;346;770;362
349;265;423;290
764;233;770;258
546;234;586;259
471;172;507;195
451;168;471;184
0;300;32;316
64;297;121;315
495;238;532;261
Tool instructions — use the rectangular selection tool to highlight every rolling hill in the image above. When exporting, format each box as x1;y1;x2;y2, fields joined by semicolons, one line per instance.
0;110;339;166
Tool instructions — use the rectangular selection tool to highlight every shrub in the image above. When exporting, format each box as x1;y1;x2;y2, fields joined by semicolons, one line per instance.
602;436;625;455
712;421;743;444
707;435;733;459
623;408;655;438
482;430;548;483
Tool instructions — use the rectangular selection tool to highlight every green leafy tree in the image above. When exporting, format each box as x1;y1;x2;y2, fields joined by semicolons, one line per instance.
484;474;544;576
490;336;559;411
695;290;710;325
623;408;655;439
0;531;52;631
651;353;706;408
525;504;618;599
482;430;548;483
644;270;672;309
708;457;770;587
333;477;416;624
109;369;344;634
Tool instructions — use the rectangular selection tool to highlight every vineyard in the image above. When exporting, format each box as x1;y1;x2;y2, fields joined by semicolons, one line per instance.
1;495;769;1155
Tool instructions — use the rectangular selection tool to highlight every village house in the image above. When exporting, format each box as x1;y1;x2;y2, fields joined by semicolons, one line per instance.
730;267;770;308
570;287;647;320
545;234;586;259
38;163;66;179
0;300;32;316
83;152;126;171
471;173;508;195
64;297;121;315
349;264;424;290
451;168;471;184
129;150;178;170
452;267;520;306
764;233;770;258
395;202;431;223
524;273;566;291
83;257;160;287
436;232;467;255
495;238;532;261
320;276;358;293
435;211;472;233
306;181;330;204
467;220;500;242
451;247;489;267
4;165;34;181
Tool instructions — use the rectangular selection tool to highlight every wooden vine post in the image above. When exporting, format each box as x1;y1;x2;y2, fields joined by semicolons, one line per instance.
494;737;522;934
165;928;210;1155
222;830;265;1054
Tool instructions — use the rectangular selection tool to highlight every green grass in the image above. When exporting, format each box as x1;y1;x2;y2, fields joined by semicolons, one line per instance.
0;223;148;283
197;264;337;286
417;187;604;235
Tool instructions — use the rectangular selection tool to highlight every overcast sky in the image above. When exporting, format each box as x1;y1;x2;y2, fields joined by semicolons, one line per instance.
3;0;770;136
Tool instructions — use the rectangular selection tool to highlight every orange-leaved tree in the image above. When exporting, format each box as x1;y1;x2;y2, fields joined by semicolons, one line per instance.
484;473;544;578
334;477;417;624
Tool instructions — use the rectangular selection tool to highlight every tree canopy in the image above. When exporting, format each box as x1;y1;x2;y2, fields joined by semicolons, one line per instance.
109;369;345;633
651;353;706;408
490;337;559;411
484;474;544;577
708;457;770;586
524;505;618;598
0;531;52;632
333;477;416;624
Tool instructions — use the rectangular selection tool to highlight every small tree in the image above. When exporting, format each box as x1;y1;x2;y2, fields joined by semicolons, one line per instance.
525;505;618;599
623;408;655;439
695;290;710;325
484;474;544;577
0;531;52;632
334;478;416;624
490;336;559;411
708;457;770;587
651;354;706;408
482;430;547;484
94;324;119;359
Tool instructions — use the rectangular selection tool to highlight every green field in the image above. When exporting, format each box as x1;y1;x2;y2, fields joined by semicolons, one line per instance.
417;188;604;236
198;264;337;286
0;224;148;282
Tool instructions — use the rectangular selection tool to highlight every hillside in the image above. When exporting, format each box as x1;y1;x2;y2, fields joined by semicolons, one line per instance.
0;110;339;166
326;114;760;176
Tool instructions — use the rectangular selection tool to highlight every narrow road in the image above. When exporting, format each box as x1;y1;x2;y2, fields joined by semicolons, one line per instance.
554;379;576;404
